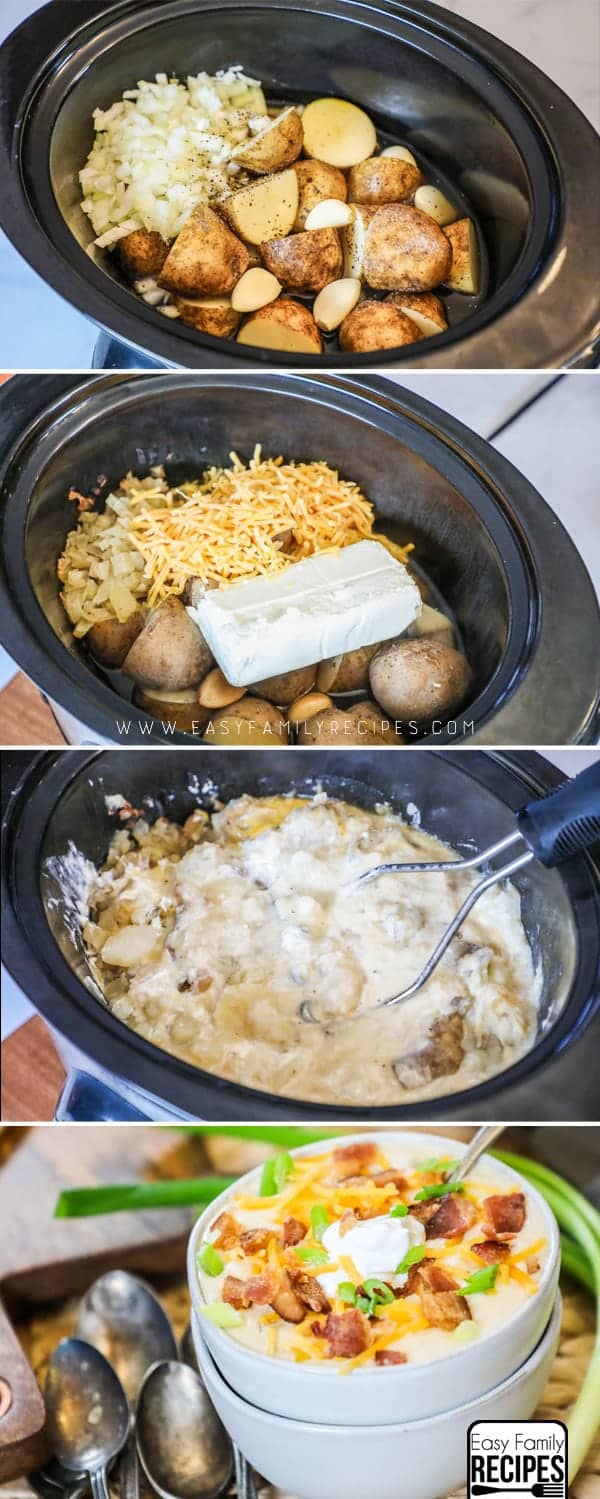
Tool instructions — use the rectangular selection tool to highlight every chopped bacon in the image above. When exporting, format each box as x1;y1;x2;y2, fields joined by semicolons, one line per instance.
413;1262;471;1332
370;1170;407;1190
324;1309;372;1359
331;1142;378;1179
395;1263;423;1299
222;1271;277;1310
211;1211;241;1249
310;1319;327;1337
271;1270;306;1324
526;1256;541;1276
375;1349;407;1366
289;1271;331;1313
425;1194;477;1241
483;1192;526;1240
472;1240;510;1265
283;1217;307;1247
338;1210;360;1236
408;1200;440;1228
67;487;95;511
239;1227;280;1254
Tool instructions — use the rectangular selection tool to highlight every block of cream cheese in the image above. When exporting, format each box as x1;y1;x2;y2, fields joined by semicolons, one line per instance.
187;540;421;686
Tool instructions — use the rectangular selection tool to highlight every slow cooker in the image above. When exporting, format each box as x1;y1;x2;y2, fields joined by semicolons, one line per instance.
2;748;600;1121
1;372;599;747
1;0;599;369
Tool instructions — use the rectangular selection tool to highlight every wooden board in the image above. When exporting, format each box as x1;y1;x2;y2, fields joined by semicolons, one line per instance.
1;1021;66;1124
0;677;65;747
0;1127;210;1482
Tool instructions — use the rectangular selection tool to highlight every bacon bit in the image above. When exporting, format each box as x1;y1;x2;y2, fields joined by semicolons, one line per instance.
212;1211;241;1249
472;1240;510;1265
222;1271;278;1309
338;1210;360;1237
239;1227;280;1254
271;1270;306;1324
408;1200;440;1228
324;1309;372;1359
331;1142;378;1179
370;1170;407;1191
395;1263;422;1299
310;1320;327;1337
283;1217;307;1247
483;1192;526;1240
375;1349;407;1366
272;528;296;554
67;487;95;511
425;1194;477;1241
526;1256;541;1276
289;1271;331;1314
413;1262;471;1331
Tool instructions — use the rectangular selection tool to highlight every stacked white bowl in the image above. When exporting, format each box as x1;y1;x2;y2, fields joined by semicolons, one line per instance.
187;1134;562;1499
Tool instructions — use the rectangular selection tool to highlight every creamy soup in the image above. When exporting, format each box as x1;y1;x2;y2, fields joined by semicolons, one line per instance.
196;1138;549;1369
83;793;539;1105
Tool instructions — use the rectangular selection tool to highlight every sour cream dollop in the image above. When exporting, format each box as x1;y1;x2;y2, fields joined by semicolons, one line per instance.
317;1212;426;1299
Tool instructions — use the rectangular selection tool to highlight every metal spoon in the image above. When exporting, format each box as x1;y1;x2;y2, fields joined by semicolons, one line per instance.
45;1338;130;1499
447;1124;505;1181
179;1328;255;1499
136;1361;233;1499
28;1460;88;1499
76;1271;178;1499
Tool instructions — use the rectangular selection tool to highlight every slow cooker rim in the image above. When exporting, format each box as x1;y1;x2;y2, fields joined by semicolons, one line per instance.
1;0;598;370
3;747;600;1123
1;371;598;746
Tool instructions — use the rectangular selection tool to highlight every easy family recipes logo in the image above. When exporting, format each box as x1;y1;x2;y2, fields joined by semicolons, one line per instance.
468;1420;567;1499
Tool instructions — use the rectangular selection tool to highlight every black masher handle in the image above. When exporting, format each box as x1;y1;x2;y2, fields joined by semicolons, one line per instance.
518;762;600;866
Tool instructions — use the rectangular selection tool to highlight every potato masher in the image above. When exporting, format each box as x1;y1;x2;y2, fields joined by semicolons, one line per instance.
300;761;600;1024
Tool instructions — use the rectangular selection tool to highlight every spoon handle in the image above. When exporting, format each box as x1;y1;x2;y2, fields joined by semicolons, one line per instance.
90;1469;110;1499
233;1444;256;1499
448;1125;505;1182
120;1431;140;1499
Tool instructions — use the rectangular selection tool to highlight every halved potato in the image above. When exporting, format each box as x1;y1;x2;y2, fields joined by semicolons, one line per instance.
237;297;323;353
173;295;241;337
117;230;170;279
231;268;281;313
87;611;145;668
414;184;458;227
159;205;249;296
304;199;353;230
293;160;347;229
248;665;317;705
233;107;303;173
261;227;343;293
363;204;452;291
380;145;417;166
221;169;299;245
341;204;378;277
133;686;210;734
347;157;423;205
339;299;421;353
387;291;448;337
443;218;480;293
122;596;213;691
313;276;361;332
302;98;377;168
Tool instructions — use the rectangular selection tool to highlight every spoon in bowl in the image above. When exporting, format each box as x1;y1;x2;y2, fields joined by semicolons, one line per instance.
180;1326;256;1499
45;1338;130;1499
136;1361;234;1499
76;1271;178;1499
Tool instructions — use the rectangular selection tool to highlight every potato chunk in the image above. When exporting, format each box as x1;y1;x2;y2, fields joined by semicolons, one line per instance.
221;169;299;245
363;204;452;291
339;299;421;353
443;218;480;293
347;157;423;205
261;228;343;293
160;206;249;296
233;107;303;173
236;298;322;354
301;98;377;167
293;160;348;229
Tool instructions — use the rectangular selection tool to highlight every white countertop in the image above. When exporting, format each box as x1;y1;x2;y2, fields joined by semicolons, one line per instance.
0;0;598;369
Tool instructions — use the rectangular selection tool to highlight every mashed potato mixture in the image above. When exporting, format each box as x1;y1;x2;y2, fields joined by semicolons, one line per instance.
196;1138;548;1367
83;793;538;1104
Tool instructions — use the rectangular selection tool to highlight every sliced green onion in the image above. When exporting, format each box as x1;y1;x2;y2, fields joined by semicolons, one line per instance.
338;1282;358;1305
198;1301;243;1328
389;1203;409;1218
459;1265;499;1296
310;1205;330;1241
197;1242;224;1276
295;1245;329;1266
362;1279;394;1305
259;1150;295;1197
396;1244;427;1275
357;1295;372;1315
54;1175;235;1219
417;1157;461;1173
413;1181;465;1202
173;1126;341;1147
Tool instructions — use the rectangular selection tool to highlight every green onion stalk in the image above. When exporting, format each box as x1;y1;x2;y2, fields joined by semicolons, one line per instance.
53;1128;600;1480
